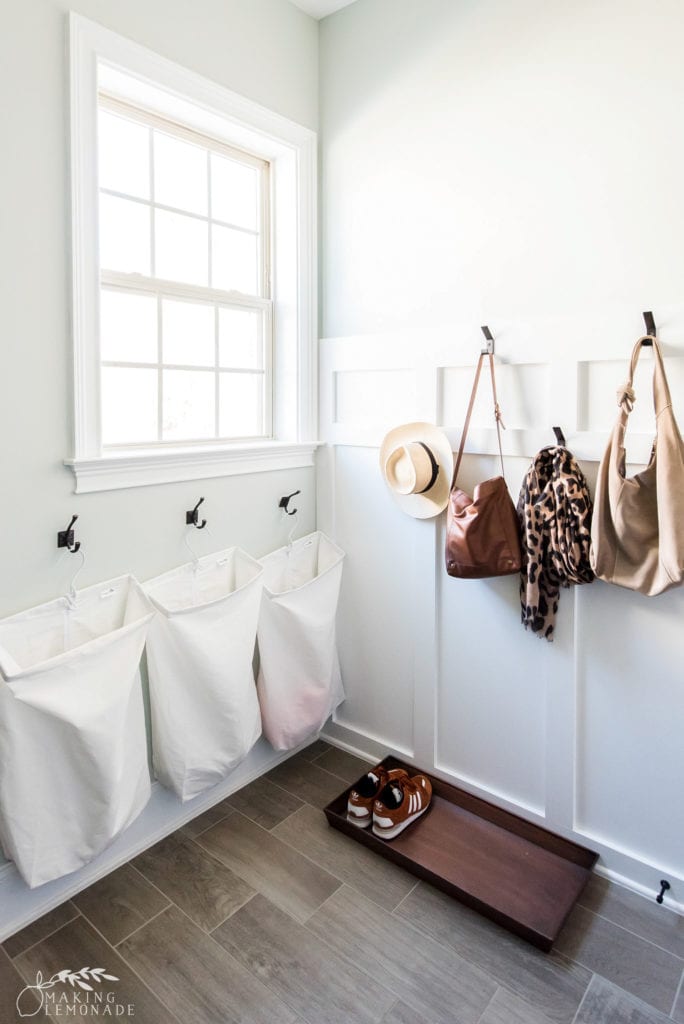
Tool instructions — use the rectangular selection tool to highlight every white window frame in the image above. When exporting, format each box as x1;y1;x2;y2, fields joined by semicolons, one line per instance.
67;13;318;493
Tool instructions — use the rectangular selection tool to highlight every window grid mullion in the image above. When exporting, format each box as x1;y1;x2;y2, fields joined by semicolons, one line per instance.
99;187;260;238
100;270;270;312
103;359;265;374
157;294;163;442
149;127;156;278
214;305;220;439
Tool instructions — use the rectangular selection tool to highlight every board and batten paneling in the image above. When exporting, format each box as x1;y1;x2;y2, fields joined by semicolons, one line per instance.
318;313;684;907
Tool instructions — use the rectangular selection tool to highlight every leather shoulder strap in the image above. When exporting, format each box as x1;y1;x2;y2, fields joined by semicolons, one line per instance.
452;353;506;485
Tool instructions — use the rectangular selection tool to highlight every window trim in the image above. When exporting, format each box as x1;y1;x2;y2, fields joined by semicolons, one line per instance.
68;13;318;492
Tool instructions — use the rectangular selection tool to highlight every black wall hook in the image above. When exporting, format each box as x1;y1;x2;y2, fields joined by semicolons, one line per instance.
279;490;301;516
553;426;567;447
656;879;671;905
58;514;81;553
642;311;656;345
481;325;494;355
186;497;207;529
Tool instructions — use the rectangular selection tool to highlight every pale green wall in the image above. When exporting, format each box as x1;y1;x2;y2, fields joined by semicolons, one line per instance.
0;0;318;618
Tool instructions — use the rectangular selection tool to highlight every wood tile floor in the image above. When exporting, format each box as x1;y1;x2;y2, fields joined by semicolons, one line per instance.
2;742;683;1024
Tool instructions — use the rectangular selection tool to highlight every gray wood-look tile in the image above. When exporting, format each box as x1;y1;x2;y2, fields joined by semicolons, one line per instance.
273;803;416;911
213;892;395;1024
555;903;682;1014
179;801;234;838
196;812;341;923
266;755;346;808
3;901;79;959
73;863;170;945
133;832;254;931
478;986;556;1024
297;739;332;761
2;945;39;1020
227;776;304;830
15;915;176;1022
574;973;673;1024
119;904;296;1024
394;882;590;1024
381;1001;434;1024
672;976;684;1023
578;874;684;959
313;747;374;783
307;884;496;1024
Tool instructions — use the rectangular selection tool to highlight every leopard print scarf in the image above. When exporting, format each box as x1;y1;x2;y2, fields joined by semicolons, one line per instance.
517;446;594;640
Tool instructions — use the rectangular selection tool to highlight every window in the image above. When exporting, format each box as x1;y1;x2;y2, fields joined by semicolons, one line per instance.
68;15;317;492
98;98;271;447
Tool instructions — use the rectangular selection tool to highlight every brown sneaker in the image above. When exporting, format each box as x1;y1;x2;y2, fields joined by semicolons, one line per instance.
372;773;432;839
347;766;408;828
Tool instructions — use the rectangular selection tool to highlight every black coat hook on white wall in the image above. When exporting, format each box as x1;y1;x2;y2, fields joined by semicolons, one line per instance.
58;514;81;553
186;497;207;529
656;879;671;904
480;325;494;355
642;311;656;345
279;490;301;516
553;426;567;447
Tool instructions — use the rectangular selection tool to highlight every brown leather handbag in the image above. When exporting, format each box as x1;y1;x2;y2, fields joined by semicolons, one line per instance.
590;334;684;595
445;351;522;579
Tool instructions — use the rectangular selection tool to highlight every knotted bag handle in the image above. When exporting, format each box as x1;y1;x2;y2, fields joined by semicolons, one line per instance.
616;334;673;433
452;352;506;487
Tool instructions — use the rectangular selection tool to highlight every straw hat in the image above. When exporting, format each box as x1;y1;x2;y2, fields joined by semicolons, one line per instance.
380;422;453;519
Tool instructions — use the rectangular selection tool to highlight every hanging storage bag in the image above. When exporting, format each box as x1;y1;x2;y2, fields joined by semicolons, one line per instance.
591;334;684;595
257;532;345;751
144;548;263;802
0;576;153;888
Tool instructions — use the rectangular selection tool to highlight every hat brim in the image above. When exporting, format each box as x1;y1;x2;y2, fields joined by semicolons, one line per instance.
379;422;454;519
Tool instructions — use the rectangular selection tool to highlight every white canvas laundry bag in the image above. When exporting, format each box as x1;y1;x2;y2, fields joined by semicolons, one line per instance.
0;576;153;888
144;548;263;802
257;532;345;751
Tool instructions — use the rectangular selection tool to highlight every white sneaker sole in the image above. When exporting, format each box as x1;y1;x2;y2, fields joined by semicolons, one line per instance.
372;803;428;840
347;806;372;828
347;814;371;828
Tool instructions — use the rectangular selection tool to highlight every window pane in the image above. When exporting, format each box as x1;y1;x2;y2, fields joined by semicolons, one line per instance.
99;110;150;200
155;209;208;286
219;373;264;437
212;226;258;294
163;370;215;440
162;299;214;366
99;194;151;274
101;289;158;363
154;130;207;216
211;153;258;230
102;367;158;444
218;307;262;369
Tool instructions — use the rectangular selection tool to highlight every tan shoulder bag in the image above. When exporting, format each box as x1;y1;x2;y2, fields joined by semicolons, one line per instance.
445;352;521;579
590;334;684;595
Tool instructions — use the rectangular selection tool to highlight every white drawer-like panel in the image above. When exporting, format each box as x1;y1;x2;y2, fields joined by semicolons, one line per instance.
334;369;416;427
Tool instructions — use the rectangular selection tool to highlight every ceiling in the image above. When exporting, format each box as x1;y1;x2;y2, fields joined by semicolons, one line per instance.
288;0;358;18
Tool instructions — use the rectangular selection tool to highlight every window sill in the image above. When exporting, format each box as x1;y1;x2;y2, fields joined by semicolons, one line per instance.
64;441;319;494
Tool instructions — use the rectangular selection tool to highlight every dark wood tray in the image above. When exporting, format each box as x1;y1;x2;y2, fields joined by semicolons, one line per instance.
324;756;598;951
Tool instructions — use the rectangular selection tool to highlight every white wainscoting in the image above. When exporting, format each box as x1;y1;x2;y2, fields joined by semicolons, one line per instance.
318;306;684;910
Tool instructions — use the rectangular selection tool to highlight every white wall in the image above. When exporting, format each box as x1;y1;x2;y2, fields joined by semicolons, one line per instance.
0;0;318;619
319;0;684;900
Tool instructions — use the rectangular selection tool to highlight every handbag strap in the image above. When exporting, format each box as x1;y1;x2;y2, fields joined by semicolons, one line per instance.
452;352;506;485
617;334;673;422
